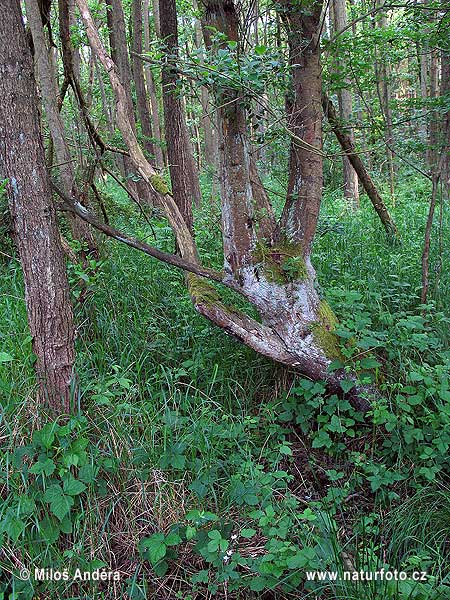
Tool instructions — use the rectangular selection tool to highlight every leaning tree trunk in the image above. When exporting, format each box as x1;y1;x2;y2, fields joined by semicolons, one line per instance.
75;0;371;407
105;0;153;204
0;0;76;412
332;0;359;207
158;0;202;229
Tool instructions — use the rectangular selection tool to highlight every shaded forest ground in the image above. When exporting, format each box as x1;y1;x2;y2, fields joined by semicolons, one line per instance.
0;170;449;599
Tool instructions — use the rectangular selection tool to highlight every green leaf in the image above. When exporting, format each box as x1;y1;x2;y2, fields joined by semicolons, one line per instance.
60;515;73;534
249;577;268;591
44;485;74;521
340;379;354;394
33;423;56;449
78;463;97;484
299;508;317;521
140;533;167;564
153;560;169;577
39;516;60;544
1;513;25;541
165;532;182;546
63;477;87;496
279;445;293;456
43;484;63;503
360;358;381;369
191;570;209;584
241;528;256;538
185;525;197;541
327;415;347;433
29;457;55;476
312;430;332;449
0;352;13;363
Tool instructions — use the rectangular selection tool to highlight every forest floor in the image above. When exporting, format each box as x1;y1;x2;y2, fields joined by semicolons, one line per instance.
0;171;449;599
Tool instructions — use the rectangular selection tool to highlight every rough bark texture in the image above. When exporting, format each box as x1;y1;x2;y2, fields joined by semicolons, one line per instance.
143;0;165;169
442;50;450;199
200;0;352;392
105;0;153;204
332;0;359;207
0;0;76;412
27;0;98;258
277;1;324;254
158;0;202;229
374;1;395;194
131;0;155;158
193;0;217;169
322;93;398;238
76;0;371;405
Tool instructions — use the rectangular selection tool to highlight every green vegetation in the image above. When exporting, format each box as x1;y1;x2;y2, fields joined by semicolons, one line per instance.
252;240;308;284
1;174;448;599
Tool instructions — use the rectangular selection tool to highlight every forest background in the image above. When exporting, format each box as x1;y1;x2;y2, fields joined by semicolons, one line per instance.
0;0;449;598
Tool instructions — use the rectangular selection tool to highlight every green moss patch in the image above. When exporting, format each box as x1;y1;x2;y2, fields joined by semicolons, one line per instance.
187;274;220;306
150;174;170;196
310;300;343;360
252;240;307;284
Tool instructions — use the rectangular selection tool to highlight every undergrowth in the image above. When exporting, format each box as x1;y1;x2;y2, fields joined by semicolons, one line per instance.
0;173;449;599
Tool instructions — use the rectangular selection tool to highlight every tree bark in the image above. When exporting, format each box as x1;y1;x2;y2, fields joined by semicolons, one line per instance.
442;50;450;199
322;93;398;238
143;0;165;169
158;0;202;228
374;0;395;195
193;0;217;169
277;0;324;254
105;0;153;204
131;0;155;158
26;0;98;259
0;0;76;412
331;0;359;207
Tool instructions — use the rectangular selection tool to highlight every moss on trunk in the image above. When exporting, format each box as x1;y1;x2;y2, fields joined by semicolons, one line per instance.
310;300;343;360
252;240;307;283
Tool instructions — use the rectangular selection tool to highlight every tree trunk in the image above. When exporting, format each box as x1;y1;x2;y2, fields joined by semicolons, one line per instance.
322;94;398;238
26;0;98;259
105;0;153;204
0;0;76;412
131;0;155;159
193;0;217;169
374;1;395;195
158;0;202;230
143;0;165;169
442;50;450;199
75;0;371;407
332;0;359;207
200;0;351;390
